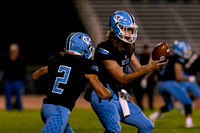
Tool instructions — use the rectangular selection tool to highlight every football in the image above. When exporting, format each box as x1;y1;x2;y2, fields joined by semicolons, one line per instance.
152;42;169;61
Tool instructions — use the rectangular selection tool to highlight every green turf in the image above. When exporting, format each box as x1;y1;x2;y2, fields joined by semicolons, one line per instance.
0;109;43;133
0;108;199;133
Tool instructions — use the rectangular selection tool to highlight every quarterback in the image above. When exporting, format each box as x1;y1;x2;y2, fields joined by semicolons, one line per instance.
90;11;167;133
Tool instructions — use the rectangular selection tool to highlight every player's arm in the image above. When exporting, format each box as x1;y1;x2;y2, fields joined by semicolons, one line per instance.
129;53;153;78
103;55;166;85
85;74;113;99
32;66;48;80
174;63;191;81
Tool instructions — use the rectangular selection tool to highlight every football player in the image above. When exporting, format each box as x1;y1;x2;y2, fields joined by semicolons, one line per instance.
32;32;113;133
183;52;200;109
149;40;195;128
89;10;167;133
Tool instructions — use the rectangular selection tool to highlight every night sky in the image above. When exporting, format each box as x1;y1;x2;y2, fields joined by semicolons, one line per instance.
1;1;84;65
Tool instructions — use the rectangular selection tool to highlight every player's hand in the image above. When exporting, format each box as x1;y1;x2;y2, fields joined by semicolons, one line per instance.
107;84;114;102
147;54;168;72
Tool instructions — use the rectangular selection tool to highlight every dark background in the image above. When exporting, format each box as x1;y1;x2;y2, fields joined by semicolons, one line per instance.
1;1;84;65
0;1;85;94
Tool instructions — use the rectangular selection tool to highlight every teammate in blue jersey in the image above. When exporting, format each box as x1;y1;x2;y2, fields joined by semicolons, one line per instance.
149;40;196;128
183;53;200;108
89;11;167;133
32;32;113;133
179;72;200;107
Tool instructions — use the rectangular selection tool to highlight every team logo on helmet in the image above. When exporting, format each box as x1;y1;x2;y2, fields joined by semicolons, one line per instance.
113;14;124;23
82;35;91;46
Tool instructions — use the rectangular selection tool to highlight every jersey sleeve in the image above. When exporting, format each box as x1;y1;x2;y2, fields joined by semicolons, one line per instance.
81;59;99;75
174;56;185;65
95;41;115;62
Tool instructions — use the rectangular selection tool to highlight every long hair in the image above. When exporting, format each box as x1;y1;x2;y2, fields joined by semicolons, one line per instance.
106;31;135;53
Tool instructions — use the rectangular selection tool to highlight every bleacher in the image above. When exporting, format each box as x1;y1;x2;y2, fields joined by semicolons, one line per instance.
74;0;200;53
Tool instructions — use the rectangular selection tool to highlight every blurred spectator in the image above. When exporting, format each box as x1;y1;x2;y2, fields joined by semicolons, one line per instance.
0;43;26;111
132;45;158;110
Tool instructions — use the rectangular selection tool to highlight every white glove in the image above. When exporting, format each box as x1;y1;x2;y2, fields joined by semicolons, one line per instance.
188;76;196;82
140;78;147;89
119;89;131;100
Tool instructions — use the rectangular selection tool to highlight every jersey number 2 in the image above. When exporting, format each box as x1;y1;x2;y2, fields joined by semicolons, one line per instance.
52;65;71;94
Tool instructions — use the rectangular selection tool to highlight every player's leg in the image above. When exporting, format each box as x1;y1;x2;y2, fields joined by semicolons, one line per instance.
13;80;23;110
158;81;192;116
179;81;200;98
64;123;74;133
180;73;200;106
149;81;174;124
122;101;154;133
150;93;174;121
41;104;71;133
91;91;121;133
179;81;200;109
162;81;193;127
159;81;175;112
3;81;13;110
165;81;192;106
157;81;192;107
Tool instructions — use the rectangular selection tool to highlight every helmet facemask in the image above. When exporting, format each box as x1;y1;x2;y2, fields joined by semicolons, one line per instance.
82;45;95;60
184;46;192;59
117;23;138;44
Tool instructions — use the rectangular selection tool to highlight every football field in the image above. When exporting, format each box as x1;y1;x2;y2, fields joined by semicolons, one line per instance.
0;108;199;133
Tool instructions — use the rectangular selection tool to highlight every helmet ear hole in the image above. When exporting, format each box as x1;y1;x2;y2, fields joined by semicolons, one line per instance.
84;50;88;53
